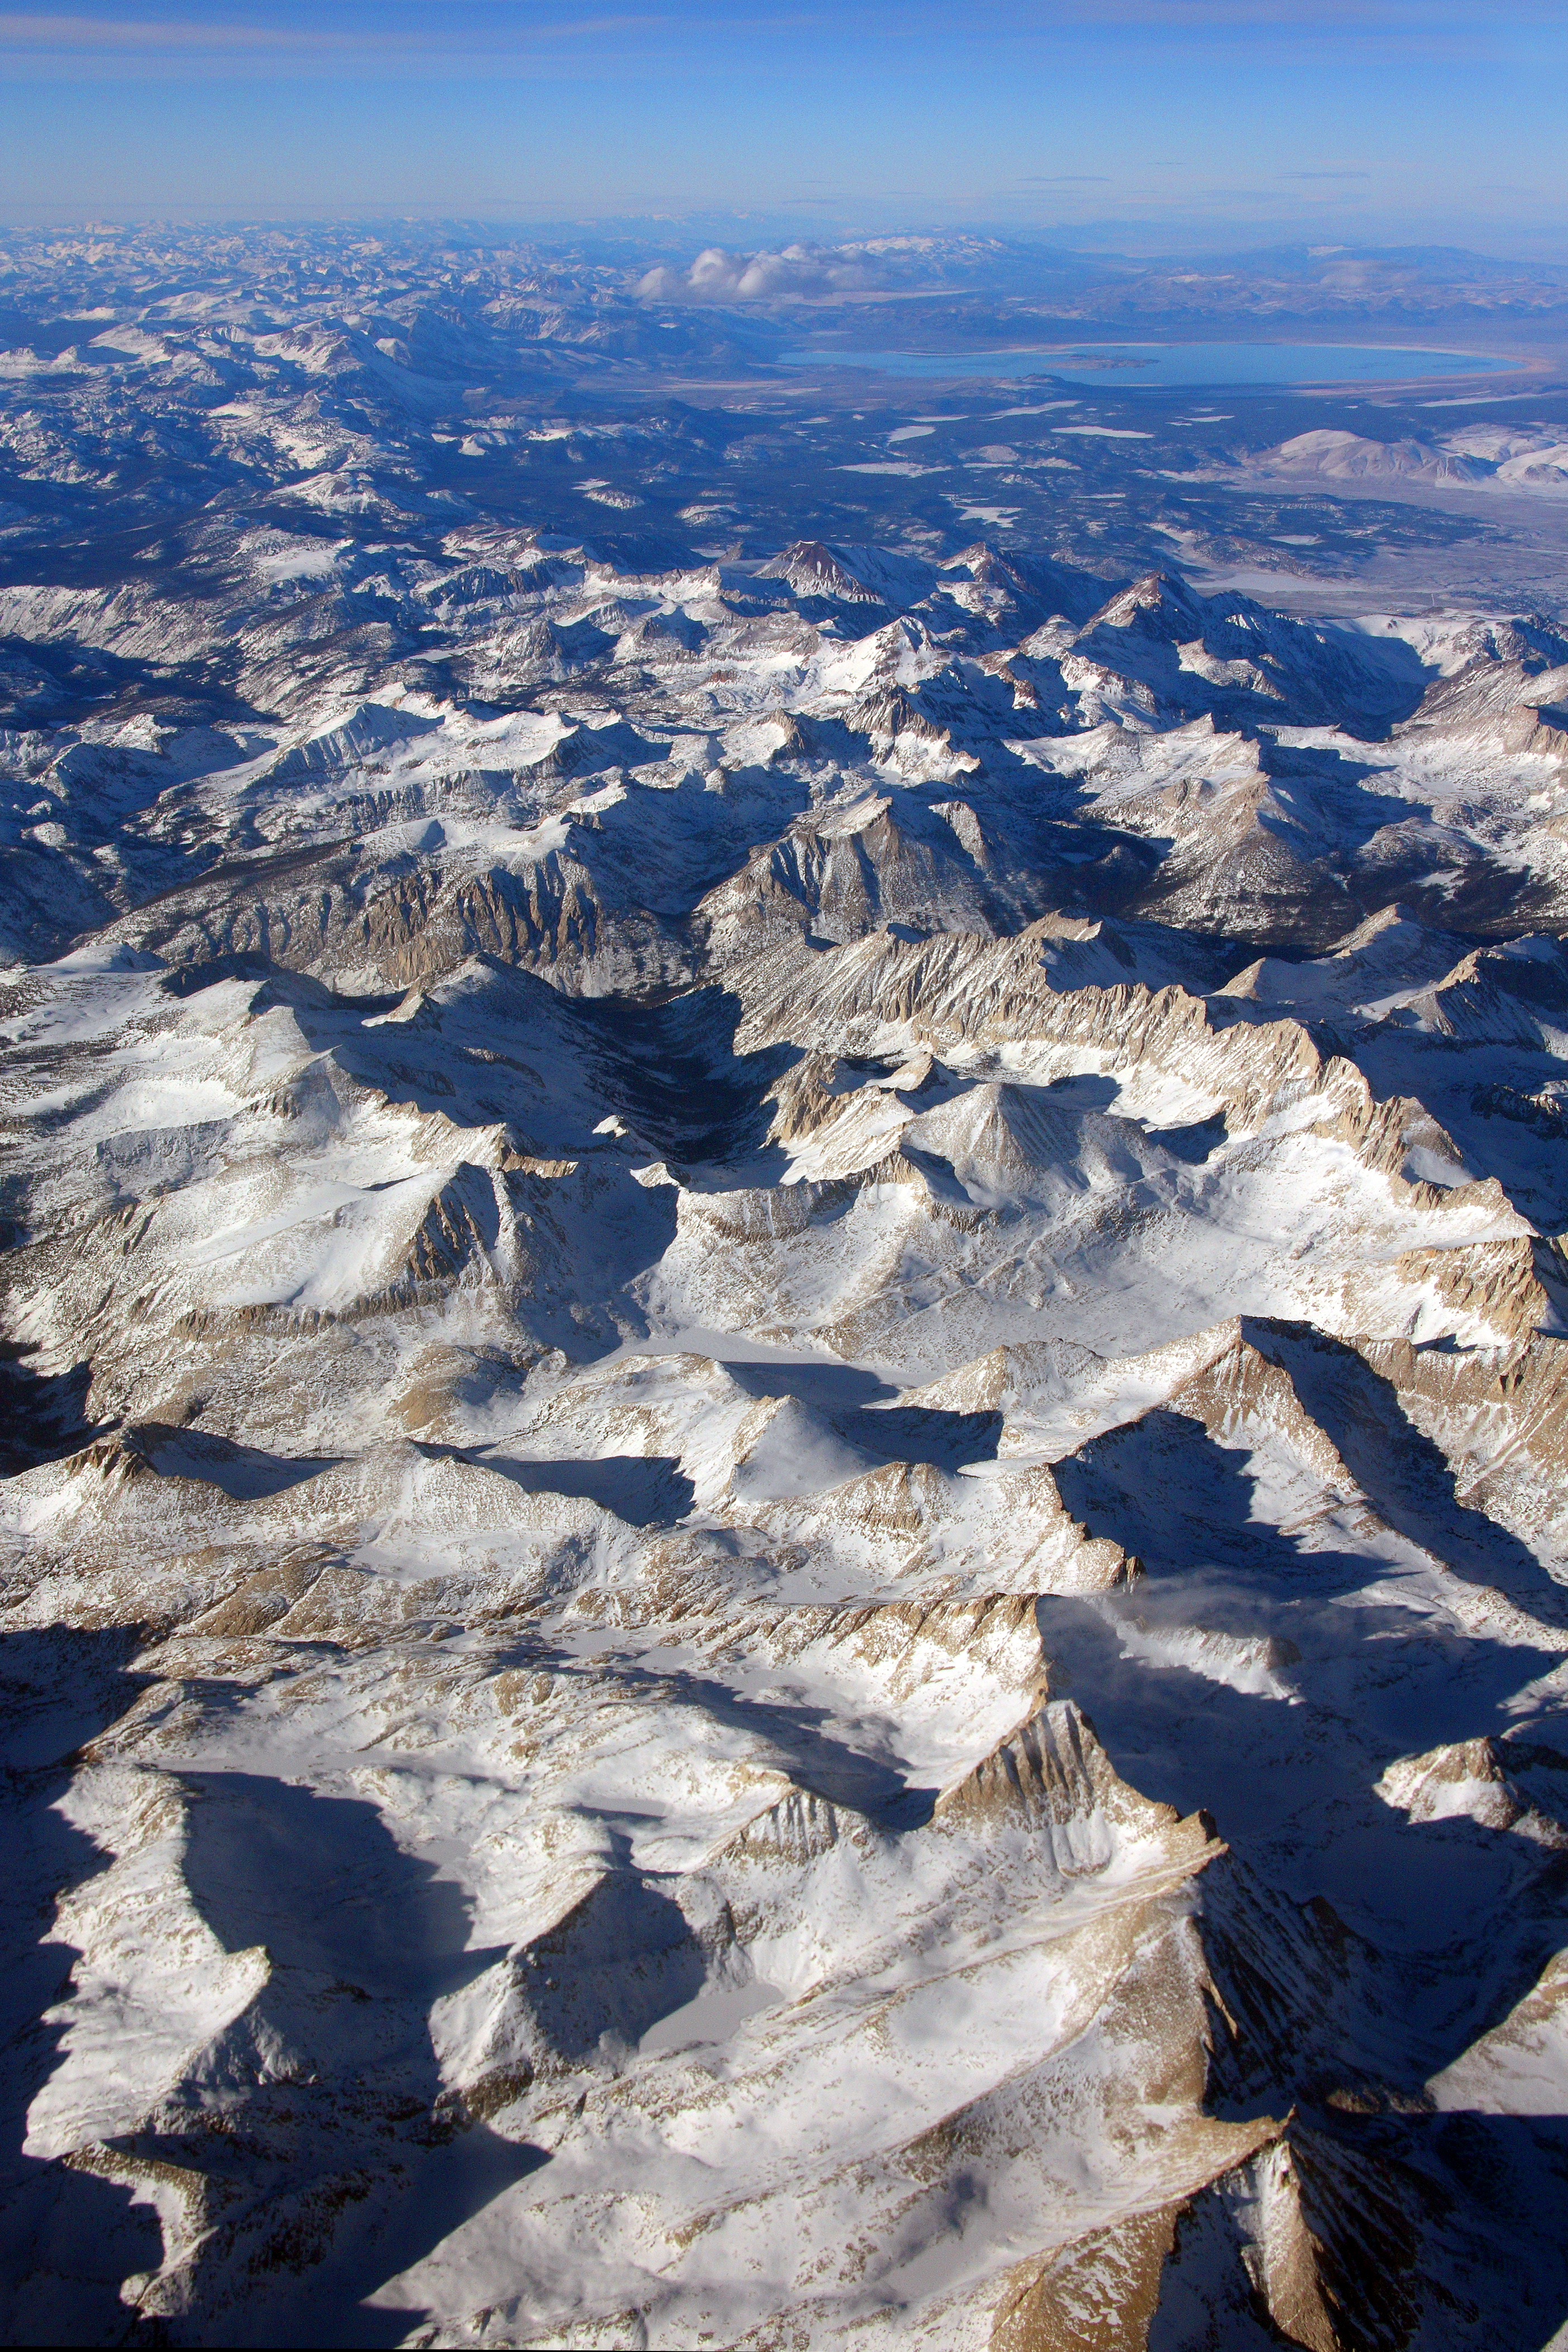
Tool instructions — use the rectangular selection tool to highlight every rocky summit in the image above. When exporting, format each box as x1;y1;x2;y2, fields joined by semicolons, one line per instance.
5;226;1568;2350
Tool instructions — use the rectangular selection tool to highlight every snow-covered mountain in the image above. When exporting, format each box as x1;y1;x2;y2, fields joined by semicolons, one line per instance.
1249;426;1568;496
7;231;1568;2350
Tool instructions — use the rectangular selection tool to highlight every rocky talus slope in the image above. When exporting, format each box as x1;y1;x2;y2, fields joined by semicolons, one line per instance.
7;508;1568;2349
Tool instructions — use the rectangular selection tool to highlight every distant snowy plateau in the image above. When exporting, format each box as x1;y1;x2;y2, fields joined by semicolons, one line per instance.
10;231;1568;2351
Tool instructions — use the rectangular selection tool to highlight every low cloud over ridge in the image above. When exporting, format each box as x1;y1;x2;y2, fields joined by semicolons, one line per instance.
636;243;891;302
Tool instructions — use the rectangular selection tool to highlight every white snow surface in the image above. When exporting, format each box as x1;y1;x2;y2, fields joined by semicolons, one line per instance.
4;463;1568;2347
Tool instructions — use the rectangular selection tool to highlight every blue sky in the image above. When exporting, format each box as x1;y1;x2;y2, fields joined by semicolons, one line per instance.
0;1;1563;248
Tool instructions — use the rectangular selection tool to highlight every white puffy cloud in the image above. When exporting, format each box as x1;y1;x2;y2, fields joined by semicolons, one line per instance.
635;243;883;303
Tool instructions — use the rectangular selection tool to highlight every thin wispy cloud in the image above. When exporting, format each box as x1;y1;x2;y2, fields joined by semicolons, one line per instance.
0;6;682;62
0;0;1552;59
0;9;300;41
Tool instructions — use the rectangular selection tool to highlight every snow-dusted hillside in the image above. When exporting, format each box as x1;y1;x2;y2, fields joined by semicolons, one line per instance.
7;232;1568;2351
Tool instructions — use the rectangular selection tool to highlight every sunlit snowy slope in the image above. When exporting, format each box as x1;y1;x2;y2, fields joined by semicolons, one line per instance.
6;231;1568;2352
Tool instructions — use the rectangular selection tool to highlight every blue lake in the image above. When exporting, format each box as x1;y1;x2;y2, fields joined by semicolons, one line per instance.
779;340;1521;388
